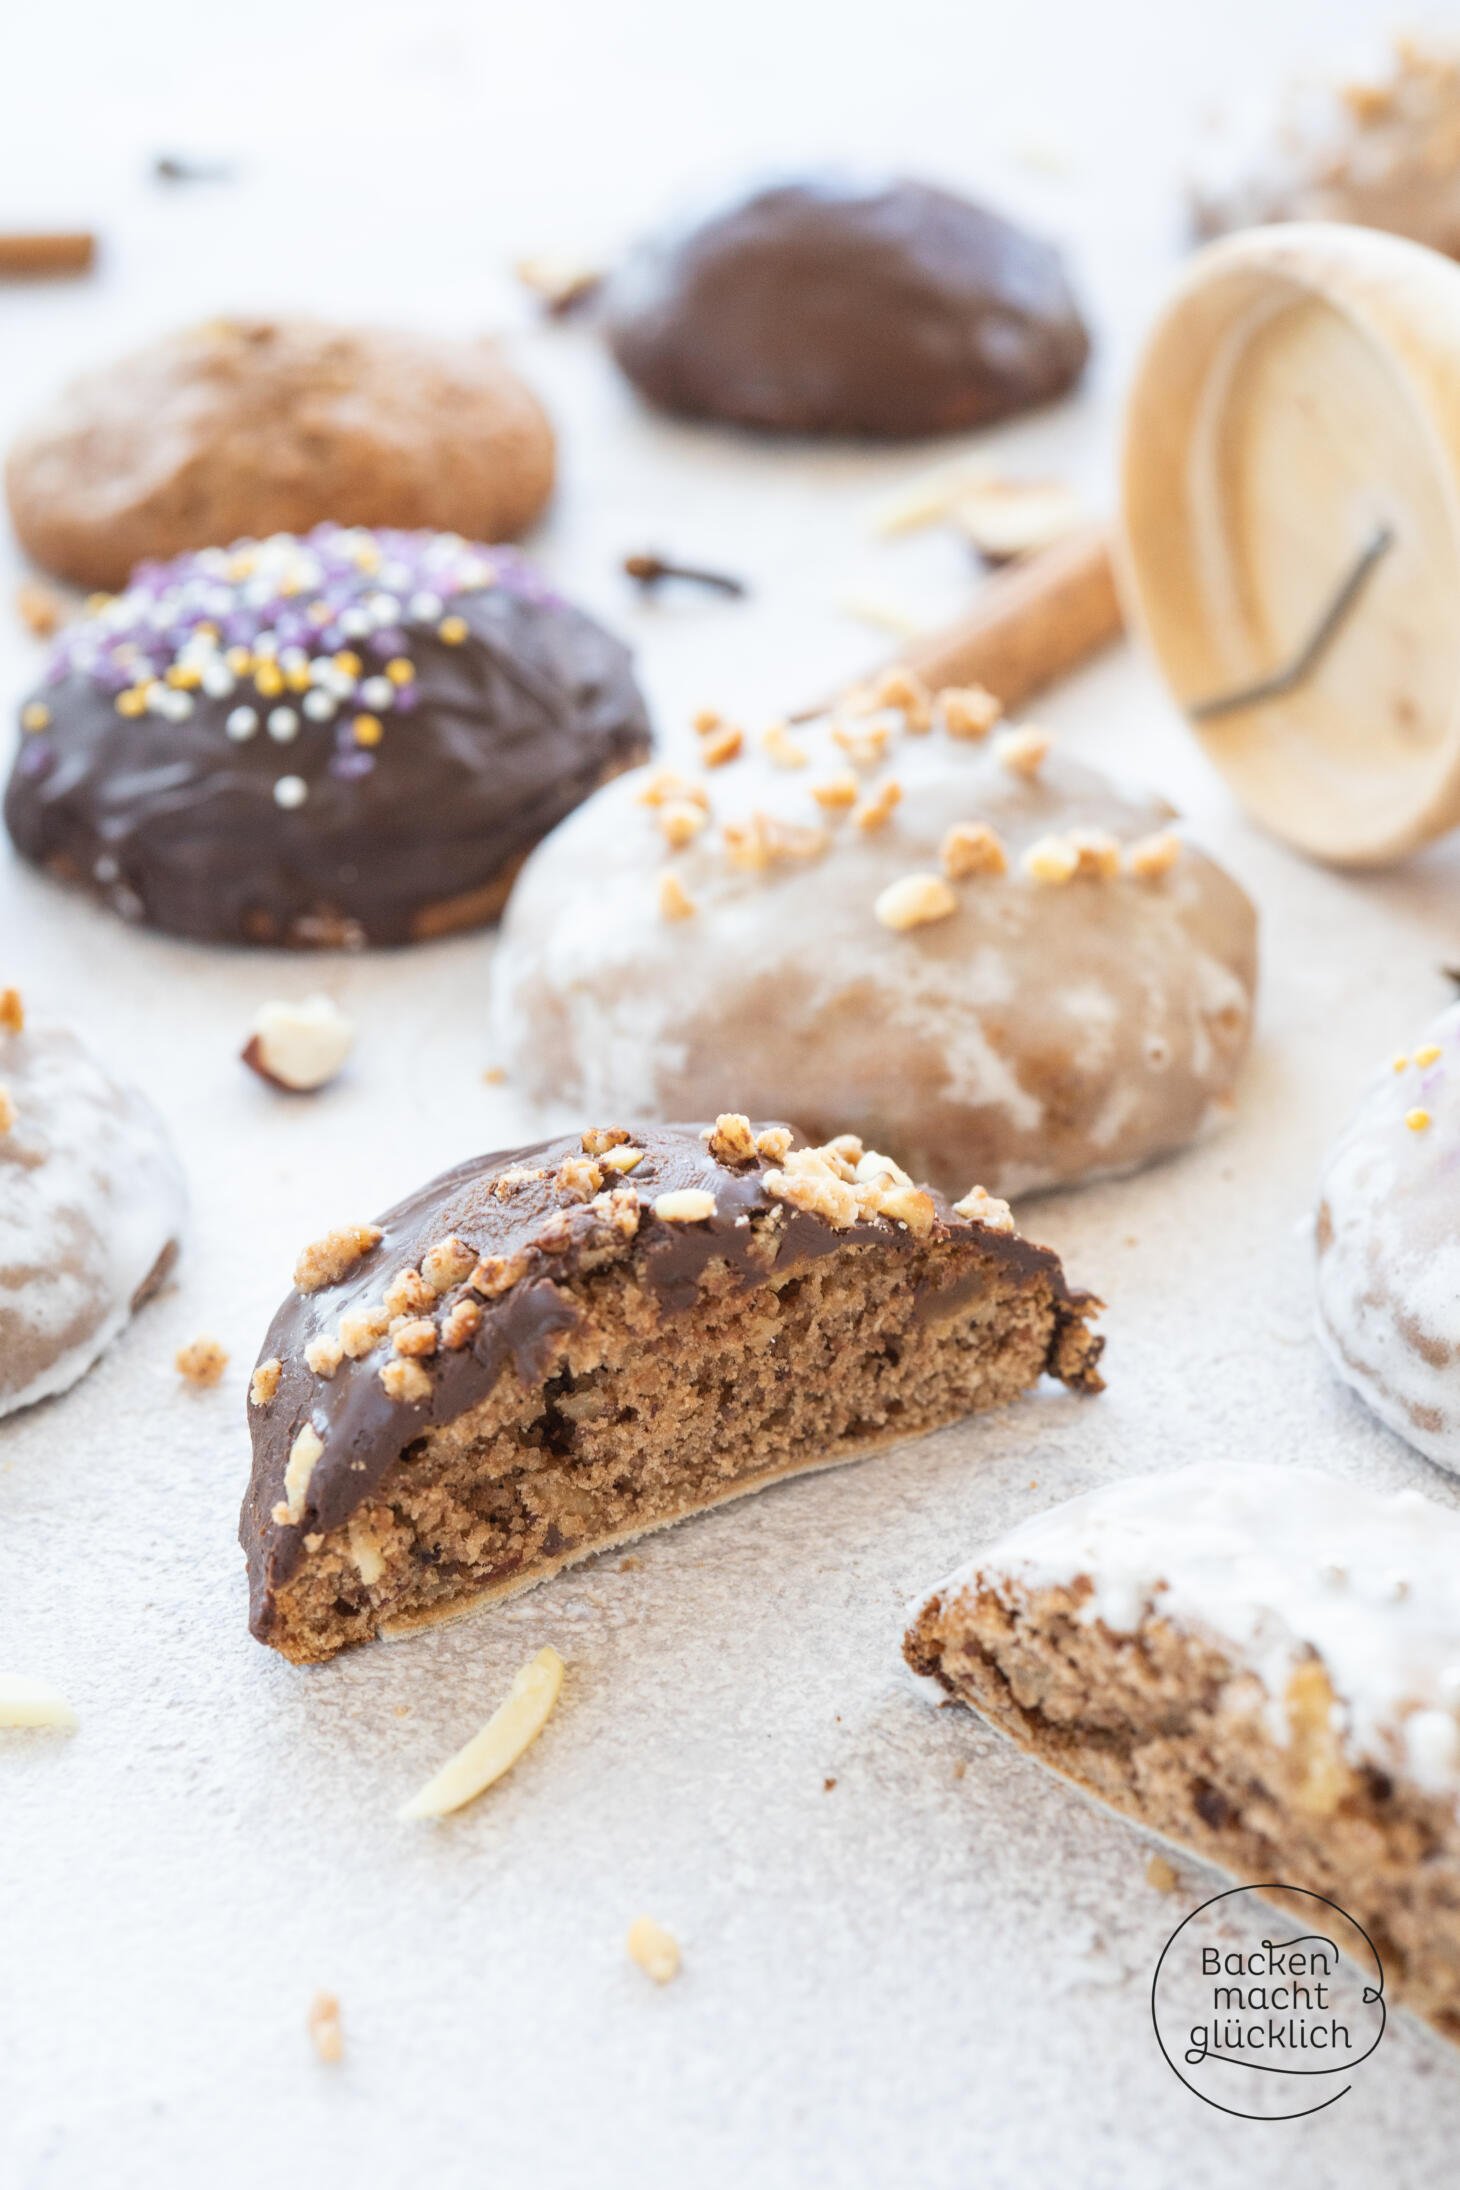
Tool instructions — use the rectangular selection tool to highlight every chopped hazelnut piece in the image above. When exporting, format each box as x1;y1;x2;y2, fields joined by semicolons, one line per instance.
869;667;933;733
864;1181;936;1236
698;723;743;768
760;721;807;769
384;1267;436;1319
874;873;958;931
595;1186;642;1239
939;685;1003;740
810;771;860;811
953;1185;1015;1232
856;1148;912;1189
305;1333;344;1379
306;1990;345;2065
653;1188;717;1223
537;1212;575;1253
392;1317;438;1359
820;1133;865;1179
0;987;23;1034
349;1514;387;1585
441;1298;482;1350
658;871;697;922
339;1305;390;1358
855;779;903;832
0;1675;77;1731
421;1236;476;1292
831;718;892;769
955;476;1083;565
724;812;827;869
637;768;708;812
764;1146;863;1228
994;726;1051;778
1145;1854;1179;1894
469;1250;531;1298
293;1223;382;1295
242;994;354;1094
691;707;724;736
1126;830;1182;881
626;1916;682;1985
582;1126;631;1155
658;799;707;849
756;1127;794;1162
0;1086;14;1136
556;1155;605;1202
1022;835;1080;885
380;1357;432;1404
274;1422;324;1525
706;1113;758;1165
250;1357;282;1407
492;1166;547;1200
1068;829;1121;880
399;1645;565;1820
599;1144;646;1176
176;1336;228;1388
941;822;1007;880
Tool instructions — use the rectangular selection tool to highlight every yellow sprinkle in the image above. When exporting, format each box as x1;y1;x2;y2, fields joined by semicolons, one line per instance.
438;615;468;645
1415;1045;1443;1067
286;664;312;692
194;621;219;640
166;663;201;689
1393;1054;1410;1073
353;714;384;747
333;651;362;679
1406;1108;1432;1132
385;658;415;685
308;600;333;625
115;689;146;717
226;646;252;676
352;543;382;572
84;593;113;615
254;664;284;699
20;702;50;733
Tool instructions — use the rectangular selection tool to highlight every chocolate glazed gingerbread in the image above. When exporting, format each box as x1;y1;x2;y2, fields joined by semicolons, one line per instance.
5;531;651;947
240;1124;1102;1646
603;174;1091;436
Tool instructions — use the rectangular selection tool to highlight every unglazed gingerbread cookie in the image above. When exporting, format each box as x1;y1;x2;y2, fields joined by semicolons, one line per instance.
0;990;184;1416
1191;35;1460;257
905;1463;1460;2042
603;174;1090;437
489;681;1257;1197
240;1119;1102;1661
6;318;555;592
1316;1003;1460;1469
5;526;651;947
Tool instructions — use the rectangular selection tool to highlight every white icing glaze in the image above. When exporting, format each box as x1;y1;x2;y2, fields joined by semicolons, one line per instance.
490;711;1256;1197
1315;999;1460;1470
913;1462;1460;1803
0;1014;186;1416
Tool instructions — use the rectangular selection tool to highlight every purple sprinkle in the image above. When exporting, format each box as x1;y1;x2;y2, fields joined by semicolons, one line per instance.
329;749;375;780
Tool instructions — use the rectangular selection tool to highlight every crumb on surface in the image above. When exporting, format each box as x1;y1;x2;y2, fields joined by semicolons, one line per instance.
306;1990;344;2064
653;1188;717;1223
941;822;1007;880
176;1335;228;1387
874;872;958;931
1126;830;1181;881
940;685;1002;740
626;1916;681;1985
0;1085;14;1135
381;1357;432;1404
250;1357;282;1407
658;871;696;922
994;726;1051;778
482;1065;507;1085
294;1223;383;1295
1146;1853;1179;1894
0;987;23;1033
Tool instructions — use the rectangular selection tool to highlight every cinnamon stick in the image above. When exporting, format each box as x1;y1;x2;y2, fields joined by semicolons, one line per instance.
0;232;96;278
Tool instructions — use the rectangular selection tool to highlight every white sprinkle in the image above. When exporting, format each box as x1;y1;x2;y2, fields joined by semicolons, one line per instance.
161;689;194;721
339;609;371;638
359;676;393;710
302;690;336;722
408;591;443;622
267;707;300;743
226;706;259;741
273;775;308;809
200;662;235;699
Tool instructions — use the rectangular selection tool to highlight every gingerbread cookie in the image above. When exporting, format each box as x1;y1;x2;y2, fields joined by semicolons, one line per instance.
6;526;651;947
489;682;1257;1197
6;318;555;592
603;174;1090;437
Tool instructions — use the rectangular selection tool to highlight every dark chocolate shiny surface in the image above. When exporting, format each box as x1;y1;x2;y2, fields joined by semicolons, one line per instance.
604;173;1091;437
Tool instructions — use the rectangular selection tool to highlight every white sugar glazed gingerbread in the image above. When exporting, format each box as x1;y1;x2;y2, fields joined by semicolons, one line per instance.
1316;1001;1460;1468
489;681;1258;1197
0;992;185;1416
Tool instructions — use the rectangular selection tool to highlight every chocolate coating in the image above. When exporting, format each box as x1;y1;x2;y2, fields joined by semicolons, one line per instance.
603;173;1091;437
239;1124;1097;1642
5;527;651;947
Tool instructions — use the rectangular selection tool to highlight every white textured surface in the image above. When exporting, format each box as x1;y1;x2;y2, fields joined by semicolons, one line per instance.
5;1;1460;2185
916;1462;1460;1795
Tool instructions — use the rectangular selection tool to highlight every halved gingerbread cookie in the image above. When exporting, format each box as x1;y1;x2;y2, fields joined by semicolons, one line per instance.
240;1119;1102;1662
6;526;651;947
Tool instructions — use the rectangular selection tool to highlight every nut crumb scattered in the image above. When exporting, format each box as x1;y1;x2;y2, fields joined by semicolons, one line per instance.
0;988;23;1033
941;822;1007;880
380;1357;432;1404
392;1317;438;1359
855;779;903;832
706;1113;758;1166
175;1335;228;1388
626;1916;681;1986
305;1333;344;1379
939;685;1003;740
1126;830;1181;881
421;1237;476;1293
599;1144;645;1176
294;1223;382;1295
874;873;957;931
638;768;708;812
756;1127;793;1162
823;1776;837;1792
582;1126;631;1155
556;1155;604;1202
441;1298;482;1351
16;579;65;639
513;253;601;314
653;1189;717;1223
760;721;808;769
1146;1853;1179;1894
340;1305;390;1358
994;725;1051;778
1022;835;1080;885
273;1422;324;1525
658;798;707;849
868;667;933;733
953;1185;1015;1231
810;771;860;811
698;722;743;768
482;1065;507;1086
306;1990;344;2064
250;1357;282;1407
0;1086;14;1135
469;1250;531;1299
658;871;696;922
243;994;354;1094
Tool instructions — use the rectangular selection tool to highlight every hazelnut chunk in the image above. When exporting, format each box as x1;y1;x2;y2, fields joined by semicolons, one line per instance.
0;1085;14;1136
706;1113;758;1166
699;723;743;768
760;721;807;769
595;1186;642;1240
874;873;958;931
865;1181;936;1236
441;1298;482;1350
856;1148;912;1190
599;1144;646;1176
810;771;860;812
869;667;933;733
392;1317;438;1359
380;1358;432;1404
556;1155;605;1202
307;1990;345;2065
420;1236;476;1293
293;1223;382;1295
1022;835;1080;885
582;1126;631;1156
939;685;1003;740
339;1305;390;1358
626;1916;681;1985
492;1166;547;1200
637;768;708;812
658;871;697;922
994;726;1051;778
1126;830;1182;881
305;1333;344;1379
250;1357;283;1407
537;1211;575;1253
0;987;23;1034
953;1185;1015;1232
242;994;354;1094
831;718;892;769
1068;828;1121;880
653;1189;717;1223
941;822;1007;880
691;707;725;736
658;799;707;849
855;779;903;832
384;1267;436;1319
274;1422;324;1525
469;1251;531;1298
176;1335;228;1388
764;1155;861;1229
755;1127;794;1162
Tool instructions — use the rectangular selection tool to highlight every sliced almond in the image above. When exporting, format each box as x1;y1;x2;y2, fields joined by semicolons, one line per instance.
626;1916;682;1984
399;1645;565;1821
0;1675;77;1730
954;478;1084;566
